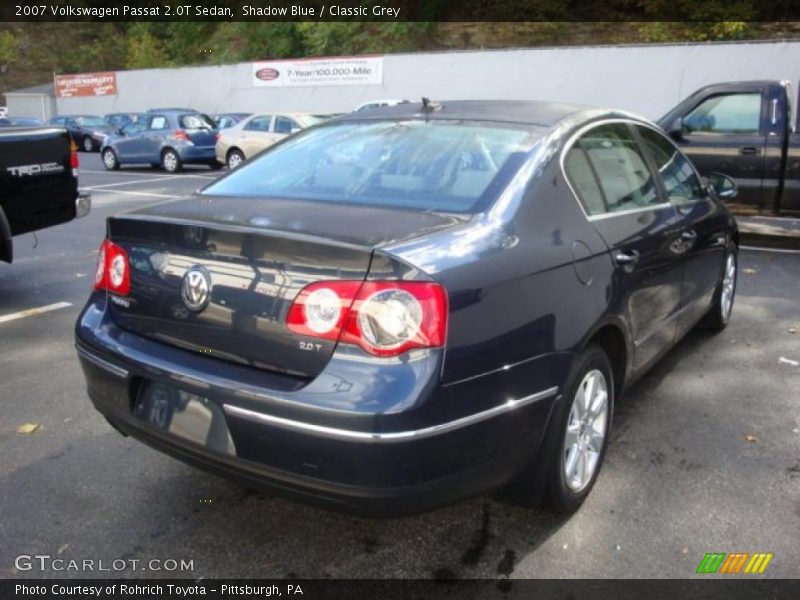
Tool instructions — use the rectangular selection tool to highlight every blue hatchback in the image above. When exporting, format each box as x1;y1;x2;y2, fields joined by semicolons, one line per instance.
100;110;222;172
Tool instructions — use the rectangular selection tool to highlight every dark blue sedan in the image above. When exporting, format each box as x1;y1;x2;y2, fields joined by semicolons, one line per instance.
75;100;739;515
100;110;222;172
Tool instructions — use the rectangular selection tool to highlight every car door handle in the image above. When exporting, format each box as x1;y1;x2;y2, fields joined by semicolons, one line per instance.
740;146;759;155
681;230;698;241
613;250;640;267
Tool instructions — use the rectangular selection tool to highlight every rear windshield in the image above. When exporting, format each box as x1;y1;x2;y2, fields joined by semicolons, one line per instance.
77;116;106;127
179;113;216;129
202;120;539;213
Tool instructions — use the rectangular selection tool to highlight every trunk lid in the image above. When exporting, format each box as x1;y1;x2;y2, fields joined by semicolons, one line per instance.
106;195;466;378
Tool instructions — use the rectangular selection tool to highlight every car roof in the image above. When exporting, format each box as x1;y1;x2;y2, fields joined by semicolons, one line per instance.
337;100;591;127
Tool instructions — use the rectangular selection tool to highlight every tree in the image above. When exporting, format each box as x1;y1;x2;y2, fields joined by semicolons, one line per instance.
0;30;18;67
125;25;172;69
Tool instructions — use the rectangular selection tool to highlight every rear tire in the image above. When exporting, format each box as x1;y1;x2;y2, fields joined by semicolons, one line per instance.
161;148;182;173
227;149;245;170
102;148;119;171
698;247;737;332
82;136;95;152
544;345;613;513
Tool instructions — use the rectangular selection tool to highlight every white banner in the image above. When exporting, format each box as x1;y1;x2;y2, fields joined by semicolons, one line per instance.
252;56;383;88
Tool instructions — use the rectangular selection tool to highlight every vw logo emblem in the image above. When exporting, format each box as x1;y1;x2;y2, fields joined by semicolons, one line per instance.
181;266;211;312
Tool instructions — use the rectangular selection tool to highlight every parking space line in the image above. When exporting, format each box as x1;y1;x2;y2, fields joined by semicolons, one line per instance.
82;170;220;180
83;177;184;190
0;302;73;325
90;189;183;199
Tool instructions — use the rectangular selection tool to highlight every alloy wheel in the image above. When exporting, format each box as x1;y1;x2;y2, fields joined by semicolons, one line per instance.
720;253;736;322
563;369;609;492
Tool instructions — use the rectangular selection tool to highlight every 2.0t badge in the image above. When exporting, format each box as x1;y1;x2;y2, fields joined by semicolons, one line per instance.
181;267;211;312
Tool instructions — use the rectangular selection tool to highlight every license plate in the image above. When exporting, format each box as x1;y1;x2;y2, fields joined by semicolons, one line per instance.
133;382;236;456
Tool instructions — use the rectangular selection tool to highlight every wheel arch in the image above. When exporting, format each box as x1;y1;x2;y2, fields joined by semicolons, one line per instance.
579;317;630;399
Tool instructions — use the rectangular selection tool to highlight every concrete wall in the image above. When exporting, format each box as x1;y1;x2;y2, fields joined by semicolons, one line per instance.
55;40;800;121
6;93;57;121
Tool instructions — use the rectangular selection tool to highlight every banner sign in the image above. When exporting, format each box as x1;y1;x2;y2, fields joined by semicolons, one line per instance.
55;72;117;98
252;56;383;87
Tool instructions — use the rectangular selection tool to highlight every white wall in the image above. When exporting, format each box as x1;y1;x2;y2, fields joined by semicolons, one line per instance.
55;40;800;121
6;93;57;120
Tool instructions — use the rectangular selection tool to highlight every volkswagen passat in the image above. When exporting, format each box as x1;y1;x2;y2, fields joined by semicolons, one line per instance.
75;101;738;515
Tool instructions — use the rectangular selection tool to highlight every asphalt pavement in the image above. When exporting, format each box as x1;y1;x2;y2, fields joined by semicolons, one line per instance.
0;154;798;580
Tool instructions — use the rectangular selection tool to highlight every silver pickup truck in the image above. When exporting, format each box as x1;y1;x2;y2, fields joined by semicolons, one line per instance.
0;125;90;263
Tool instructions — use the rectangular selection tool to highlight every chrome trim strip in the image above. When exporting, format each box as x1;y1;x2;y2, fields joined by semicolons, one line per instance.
75;345;129;378
224;386;559;444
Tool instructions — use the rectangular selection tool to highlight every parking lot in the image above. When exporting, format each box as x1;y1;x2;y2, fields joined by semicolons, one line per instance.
1;153;799;579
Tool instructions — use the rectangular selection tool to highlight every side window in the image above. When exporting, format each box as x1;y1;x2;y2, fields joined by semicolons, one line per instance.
274;116;298;134
683;93;762;134
566;123;661;215
637;126;704;205
149;116;168;130
565;146;606;215
245;116;272;132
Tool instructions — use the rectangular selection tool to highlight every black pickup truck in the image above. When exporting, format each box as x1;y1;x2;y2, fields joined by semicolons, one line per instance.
0;125;91;263
659;80;799;216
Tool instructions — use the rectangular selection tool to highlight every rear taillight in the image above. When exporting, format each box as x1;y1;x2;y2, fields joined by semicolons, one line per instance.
287;280;447;357
93;239;130;296
69;140;79;171
172;128;191;142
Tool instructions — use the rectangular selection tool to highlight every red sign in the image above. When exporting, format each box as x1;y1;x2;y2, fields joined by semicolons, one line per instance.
55;72;117;98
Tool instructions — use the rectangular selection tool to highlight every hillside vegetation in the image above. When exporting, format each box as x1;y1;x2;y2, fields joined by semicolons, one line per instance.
2;21;799;99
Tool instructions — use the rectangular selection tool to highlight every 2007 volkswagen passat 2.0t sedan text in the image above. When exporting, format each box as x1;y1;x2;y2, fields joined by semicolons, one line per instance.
75;101;739;515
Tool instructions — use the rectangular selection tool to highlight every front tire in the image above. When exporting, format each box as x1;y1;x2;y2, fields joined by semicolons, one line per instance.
102;148;119;171
698;248;737;332
161;148;182;173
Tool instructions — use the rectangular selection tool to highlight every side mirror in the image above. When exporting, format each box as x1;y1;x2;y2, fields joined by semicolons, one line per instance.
290;127;301;135
117;127;125;136
667;117;684;140
706;172;738;199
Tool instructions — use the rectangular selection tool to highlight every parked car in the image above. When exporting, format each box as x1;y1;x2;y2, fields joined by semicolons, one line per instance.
659;80;799;216
76;100;738;516
0;106;7;118
354;99;410;112
215;112;330;169
5;117;44;126
1;125;90;263
100;110;222;173
212;113;252;129
104;112;147;130
47;114;116;152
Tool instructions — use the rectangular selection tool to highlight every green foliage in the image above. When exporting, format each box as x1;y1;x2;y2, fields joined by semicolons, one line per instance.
125;24;172;69
0;30;18;65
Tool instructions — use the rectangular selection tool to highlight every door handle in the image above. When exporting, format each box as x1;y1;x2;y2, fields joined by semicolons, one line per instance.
613;250;640;268
681;230;698;241
740;146;759;155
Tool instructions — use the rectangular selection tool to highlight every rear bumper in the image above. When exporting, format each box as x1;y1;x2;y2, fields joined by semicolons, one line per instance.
75;294;564;515
175;145;216;163
76;191;91;219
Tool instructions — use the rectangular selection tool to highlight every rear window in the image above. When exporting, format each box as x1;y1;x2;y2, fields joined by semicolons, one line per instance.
77;116;106;127
203;120;539;213
179;114;216;130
